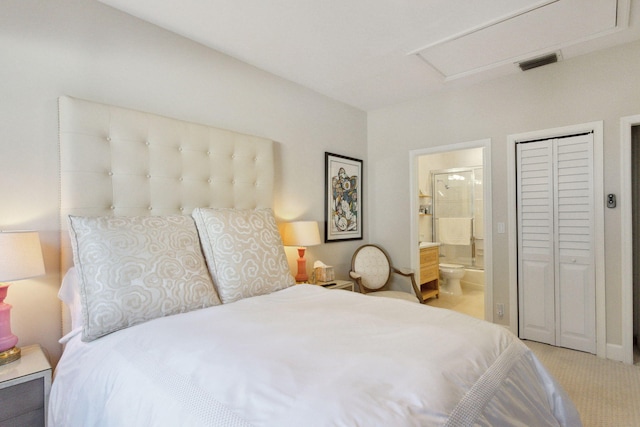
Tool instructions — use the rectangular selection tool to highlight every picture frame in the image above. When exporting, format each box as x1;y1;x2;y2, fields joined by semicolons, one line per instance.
324;152;363;242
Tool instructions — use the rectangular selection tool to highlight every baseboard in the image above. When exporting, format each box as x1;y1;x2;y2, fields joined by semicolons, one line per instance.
606;343;624;362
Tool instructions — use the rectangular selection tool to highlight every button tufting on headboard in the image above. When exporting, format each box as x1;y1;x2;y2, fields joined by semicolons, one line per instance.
59;95;275;275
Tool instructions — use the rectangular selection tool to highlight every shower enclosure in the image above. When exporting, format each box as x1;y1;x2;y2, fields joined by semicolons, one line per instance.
432;167;484;269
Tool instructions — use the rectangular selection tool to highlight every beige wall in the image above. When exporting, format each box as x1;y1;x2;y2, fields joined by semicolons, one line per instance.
368;39;640;346
0;0;367;365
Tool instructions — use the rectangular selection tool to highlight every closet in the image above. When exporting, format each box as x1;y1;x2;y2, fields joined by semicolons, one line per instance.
516;133;596;354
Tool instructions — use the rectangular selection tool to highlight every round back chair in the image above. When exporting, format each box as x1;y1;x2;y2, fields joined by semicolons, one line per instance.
350;244;422;303
351;245;391;291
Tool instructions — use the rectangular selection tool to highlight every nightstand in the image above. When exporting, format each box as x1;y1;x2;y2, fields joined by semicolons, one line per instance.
316;279;354;291
0;344;52;427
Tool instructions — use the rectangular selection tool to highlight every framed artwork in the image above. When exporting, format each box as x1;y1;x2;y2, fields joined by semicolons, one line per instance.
324;152;363;242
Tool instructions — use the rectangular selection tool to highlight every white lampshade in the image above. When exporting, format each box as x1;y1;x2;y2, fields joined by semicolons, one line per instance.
281;221;321;247
0;231;45;282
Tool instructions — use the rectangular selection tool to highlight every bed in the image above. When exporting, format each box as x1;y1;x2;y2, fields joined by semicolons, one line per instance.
49;96;581;426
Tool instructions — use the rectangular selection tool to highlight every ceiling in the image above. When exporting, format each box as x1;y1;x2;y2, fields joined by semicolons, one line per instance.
98;0;640;111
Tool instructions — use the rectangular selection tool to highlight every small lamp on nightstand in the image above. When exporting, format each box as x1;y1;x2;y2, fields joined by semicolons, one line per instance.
0;231;45;365
281;221;321;283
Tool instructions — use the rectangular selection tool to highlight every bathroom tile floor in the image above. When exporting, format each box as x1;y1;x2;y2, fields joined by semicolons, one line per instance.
425;285;484;320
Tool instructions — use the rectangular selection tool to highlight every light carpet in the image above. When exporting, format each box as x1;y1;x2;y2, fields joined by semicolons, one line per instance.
525;340;640;427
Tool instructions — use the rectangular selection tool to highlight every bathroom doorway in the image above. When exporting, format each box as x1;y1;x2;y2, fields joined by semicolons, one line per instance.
410;140;492;321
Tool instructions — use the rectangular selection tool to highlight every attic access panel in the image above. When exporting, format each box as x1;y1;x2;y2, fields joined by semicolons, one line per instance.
412;0;623;80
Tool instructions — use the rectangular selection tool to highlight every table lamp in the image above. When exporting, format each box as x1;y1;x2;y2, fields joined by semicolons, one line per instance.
0;231;45;365
281;221;321;283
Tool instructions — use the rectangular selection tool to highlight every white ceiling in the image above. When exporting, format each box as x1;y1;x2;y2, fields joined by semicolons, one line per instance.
98;0;640;111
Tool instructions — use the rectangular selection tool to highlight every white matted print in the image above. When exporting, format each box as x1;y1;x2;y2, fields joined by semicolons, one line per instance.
325;152;363;242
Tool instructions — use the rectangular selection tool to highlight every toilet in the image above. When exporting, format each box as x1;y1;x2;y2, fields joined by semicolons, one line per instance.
439;263;465;296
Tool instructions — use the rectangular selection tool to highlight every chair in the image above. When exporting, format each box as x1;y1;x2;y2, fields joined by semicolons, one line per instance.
349;244;423;304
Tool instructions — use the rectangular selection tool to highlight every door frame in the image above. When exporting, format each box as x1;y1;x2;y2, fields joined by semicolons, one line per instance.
409;138;493;321
507;121;605;358
620;114;640;364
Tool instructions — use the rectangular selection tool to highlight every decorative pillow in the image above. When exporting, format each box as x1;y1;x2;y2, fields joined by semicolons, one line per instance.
68;215;221;342
192;208;295;303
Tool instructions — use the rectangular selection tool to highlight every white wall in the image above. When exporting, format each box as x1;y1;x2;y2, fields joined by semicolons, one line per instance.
0;0;367;365
368;39;640;345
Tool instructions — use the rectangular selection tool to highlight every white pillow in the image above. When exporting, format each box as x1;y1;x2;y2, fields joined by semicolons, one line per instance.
68;215;221;342
192;208;295;303
58;267;83;331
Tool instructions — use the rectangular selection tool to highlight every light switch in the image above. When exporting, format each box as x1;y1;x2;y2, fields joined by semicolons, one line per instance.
497;222;505;234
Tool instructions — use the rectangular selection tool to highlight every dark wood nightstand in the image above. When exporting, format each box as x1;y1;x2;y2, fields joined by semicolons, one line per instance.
0;344;52;427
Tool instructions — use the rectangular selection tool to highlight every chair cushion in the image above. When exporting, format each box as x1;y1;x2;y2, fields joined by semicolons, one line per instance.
352;246;390;290
367;290;419;303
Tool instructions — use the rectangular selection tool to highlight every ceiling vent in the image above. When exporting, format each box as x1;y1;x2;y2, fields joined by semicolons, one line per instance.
518;53;559;71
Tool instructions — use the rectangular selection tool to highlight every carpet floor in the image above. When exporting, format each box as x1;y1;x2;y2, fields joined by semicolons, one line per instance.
425;287;640;426
525;340;640;427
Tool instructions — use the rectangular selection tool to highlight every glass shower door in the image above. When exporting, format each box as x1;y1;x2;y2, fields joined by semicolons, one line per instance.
433;169;475;267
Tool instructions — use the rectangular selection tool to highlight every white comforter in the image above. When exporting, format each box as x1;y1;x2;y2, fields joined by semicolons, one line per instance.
49;285;581;426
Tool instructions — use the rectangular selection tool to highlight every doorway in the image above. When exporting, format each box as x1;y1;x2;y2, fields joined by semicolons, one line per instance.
409;139;492;321
621;115;640;365
631;125;640;363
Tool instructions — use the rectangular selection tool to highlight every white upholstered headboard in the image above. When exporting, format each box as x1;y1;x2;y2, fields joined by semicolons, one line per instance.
59;96;275;332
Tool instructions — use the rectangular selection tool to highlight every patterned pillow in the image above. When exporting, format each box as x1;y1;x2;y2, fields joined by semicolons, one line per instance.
68;215;221;342
192;208;295;303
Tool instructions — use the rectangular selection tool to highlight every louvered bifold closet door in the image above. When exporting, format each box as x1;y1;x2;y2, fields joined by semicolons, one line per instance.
554;134;596;353
517;134;596;353
517;140;556;345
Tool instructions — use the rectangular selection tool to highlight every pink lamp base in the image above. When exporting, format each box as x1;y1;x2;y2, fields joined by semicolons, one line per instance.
0;284;20;365
295;247;309;283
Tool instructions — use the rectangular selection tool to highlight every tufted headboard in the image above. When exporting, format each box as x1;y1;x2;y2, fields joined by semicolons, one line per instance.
59;96;274;332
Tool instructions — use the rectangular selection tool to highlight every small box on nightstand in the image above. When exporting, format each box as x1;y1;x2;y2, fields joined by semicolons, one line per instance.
314;265;335;282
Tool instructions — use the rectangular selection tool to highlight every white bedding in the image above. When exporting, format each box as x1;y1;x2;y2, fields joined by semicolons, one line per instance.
49;285;581;427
